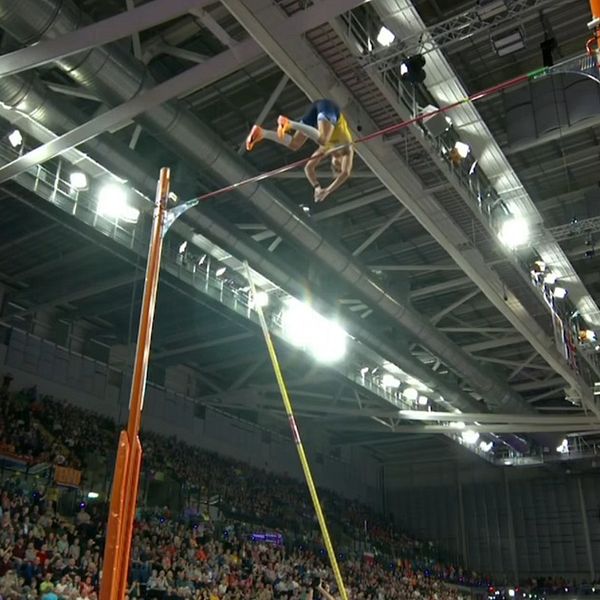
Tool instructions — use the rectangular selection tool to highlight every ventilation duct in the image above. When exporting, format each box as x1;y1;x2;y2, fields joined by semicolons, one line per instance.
0;0;541;416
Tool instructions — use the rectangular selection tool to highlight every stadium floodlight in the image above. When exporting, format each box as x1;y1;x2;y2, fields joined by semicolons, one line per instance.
376;26;395;47
553;286;567;299
8;129;23;148
69;171;88;190
382;373;401;389
454;141;471;159
282;299;347;363
403;387;419;401
492;27;525;57
479;440;493;453
461;430;480;444
253;290;269;308
97;183;140;223
498;216;529;249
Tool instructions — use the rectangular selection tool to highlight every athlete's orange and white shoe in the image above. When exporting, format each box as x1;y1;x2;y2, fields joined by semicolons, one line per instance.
277;115;292;141
245;125;264;151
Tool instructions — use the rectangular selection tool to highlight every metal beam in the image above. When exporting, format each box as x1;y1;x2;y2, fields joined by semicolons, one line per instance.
397;411;595;425
431;288;480;325
475;356;553;372
513;377;565;392
0;0;369;182
0;40;262;183
440;327;517;334
45;82;101;102
251;188;392;243
125;0;143;60
238;74;289;154
409;276;473;300
352;208;407;256
6;272;140;319
153;332;254;359
157;44;208;64
509;351;539;381
0;0;213;77
463;336;524;353
368;264;462;272
190;7;236;47
0;224;58;254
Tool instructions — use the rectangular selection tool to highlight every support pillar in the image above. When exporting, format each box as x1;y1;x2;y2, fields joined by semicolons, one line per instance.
577;477;596;581
503;471;519;583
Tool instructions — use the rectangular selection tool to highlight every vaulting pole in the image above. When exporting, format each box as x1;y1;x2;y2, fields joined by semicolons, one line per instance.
99;168;170;600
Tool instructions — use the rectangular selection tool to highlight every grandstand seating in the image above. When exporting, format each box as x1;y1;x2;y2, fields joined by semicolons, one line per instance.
0;376;574;599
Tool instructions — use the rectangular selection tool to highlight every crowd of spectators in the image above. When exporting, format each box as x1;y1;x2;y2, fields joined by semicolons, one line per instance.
0;378;481;599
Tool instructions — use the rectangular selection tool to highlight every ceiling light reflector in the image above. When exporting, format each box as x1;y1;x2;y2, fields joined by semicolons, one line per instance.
376;26;395;47
498;217;529;249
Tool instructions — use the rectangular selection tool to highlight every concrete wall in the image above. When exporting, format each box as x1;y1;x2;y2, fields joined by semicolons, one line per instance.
386;460;600;583
0;326;382;508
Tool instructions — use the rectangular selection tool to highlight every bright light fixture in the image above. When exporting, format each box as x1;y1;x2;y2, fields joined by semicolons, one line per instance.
376;26;395;47
461;429;480;444
403;387;418;401
553;287;567;299
97;183;140;223
253;290;269;308
383;361;402;375
454;141;471;158
479;440;493;453
400;62;409;76
418;395;428;406
544;273;558;285
360;366;369;378
69;171;88;190
581;330;597;343
492;27;525;57
452;421;466;430
8;129;23;148
508;590;515;598
282;299;347;363
178;241;188;254
215;267;226;277
498;217;529;249
87;492;99;499
382;373;401;389
556;438;569;454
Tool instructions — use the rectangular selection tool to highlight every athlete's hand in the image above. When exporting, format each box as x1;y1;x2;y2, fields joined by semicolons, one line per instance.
314;186;328;203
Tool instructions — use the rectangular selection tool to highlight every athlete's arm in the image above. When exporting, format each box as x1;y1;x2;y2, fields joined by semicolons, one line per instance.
304;149;325;189
317;147;354;202
318;584;338;600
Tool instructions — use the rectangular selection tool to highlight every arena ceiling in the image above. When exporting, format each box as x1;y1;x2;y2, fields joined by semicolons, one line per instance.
0;0;599;471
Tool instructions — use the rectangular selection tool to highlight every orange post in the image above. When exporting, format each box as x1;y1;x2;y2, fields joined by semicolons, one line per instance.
99;168;171;600
590;0;600;58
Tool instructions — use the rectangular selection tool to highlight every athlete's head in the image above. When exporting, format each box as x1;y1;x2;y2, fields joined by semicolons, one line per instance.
330;150;346;174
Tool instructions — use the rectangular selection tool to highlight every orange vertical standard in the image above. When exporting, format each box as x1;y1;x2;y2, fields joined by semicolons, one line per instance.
591;0;600;51
99;168;171;600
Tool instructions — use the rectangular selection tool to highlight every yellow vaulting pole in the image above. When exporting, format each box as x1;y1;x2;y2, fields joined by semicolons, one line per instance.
244;262;349;600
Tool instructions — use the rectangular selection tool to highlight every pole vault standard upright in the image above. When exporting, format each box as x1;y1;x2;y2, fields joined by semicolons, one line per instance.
99;169;197;600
